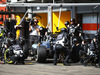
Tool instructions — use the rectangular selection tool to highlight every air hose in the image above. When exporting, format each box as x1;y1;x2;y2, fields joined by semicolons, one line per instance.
57;4;62;30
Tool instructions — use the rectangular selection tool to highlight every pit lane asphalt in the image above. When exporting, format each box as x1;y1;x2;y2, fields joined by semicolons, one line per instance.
0;57;100;75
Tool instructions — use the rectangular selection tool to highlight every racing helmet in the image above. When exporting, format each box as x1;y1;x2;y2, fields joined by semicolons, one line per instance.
61;28;66;32
73;38;78;44
84;36;90;43
18;37;25;45
39;27;44;31
65;21;69;25
8;32;12;38
70;18;75;22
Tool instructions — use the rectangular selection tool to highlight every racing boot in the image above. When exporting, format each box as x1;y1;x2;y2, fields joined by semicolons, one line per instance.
63;55;71;66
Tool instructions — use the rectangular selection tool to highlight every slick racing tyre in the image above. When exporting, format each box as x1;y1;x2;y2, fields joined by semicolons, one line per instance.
36;46;47;63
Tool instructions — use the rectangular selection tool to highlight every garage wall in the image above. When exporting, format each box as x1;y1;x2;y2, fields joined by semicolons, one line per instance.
36;11;71;33
77;6;99;14
0;0;6;24
82;14;99;34
77;6;100;35
53;11;71;32
36;13;47;28
0;7;6;25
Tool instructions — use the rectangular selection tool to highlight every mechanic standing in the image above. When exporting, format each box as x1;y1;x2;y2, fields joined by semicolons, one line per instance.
67;18;83;63
66;19;81;38
29;18;40;49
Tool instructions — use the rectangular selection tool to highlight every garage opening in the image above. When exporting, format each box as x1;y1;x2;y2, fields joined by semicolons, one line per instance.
82;13;99;38
77;13;99;39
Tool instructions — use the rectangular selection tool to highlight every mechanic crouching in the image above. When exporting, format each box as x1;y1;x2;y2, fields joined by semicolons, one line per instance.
94;29;100;67
54;28;71;66
71;38;83;63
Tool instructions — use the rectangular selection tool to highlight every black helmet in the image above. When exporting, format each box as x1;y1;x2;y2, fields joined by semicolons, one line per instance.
10;39;16;45
61;28;66;32
1;28;4;33
34;19;39;23
39;27;44;31
73;38;78;43
84;36;90;43
84;36;89;40
95;33;97;38
30;19;34;25
98;28;100;32
65;21;69;25
70;18;75;22
18;37;25;45
8;32;12;37
97;28;100;35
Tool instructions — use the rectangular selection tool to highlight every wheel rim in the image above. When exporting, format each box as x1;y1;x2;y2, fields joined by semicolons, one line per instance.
4;49;13;64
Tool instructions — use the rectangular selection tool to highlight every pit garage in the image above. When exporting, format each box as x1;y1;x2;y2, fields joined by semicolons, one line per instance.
5;3;100;37
77;5;100;38
0;2;100;75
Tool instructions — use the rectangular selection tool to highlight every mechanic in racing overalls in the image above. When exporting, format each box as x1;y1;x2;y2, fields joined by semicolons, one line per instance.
54;28;71;66
94;29;100;67
66;18;83;63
